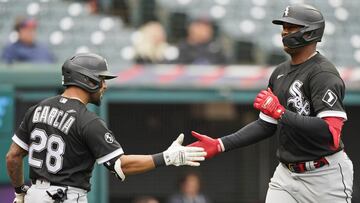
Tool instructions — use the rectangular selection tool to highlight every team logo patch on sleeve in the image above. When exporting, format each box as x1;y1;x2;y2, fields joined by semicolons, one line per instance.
104;132;114;143
322;89;337;107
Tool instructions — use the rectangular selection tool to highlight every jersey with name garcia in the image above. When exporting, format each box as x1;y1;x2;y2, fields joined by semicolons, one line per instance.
12;95;123;191
264;53;347;163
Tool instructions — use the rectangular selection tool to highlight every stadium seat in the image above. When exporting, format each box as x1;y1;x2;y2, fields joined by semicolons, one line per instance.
156;0;360;66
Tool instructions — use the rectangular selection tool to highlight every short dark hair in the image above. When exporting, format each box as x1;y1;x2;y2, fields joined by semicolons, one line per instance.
14;16;37;31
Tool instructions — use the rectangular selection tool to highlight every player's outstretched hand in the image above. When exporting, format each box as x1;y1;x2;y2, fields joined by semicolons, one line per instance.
188;131;224;159
13;185;29;203
253;88;285;120
163;133;206;167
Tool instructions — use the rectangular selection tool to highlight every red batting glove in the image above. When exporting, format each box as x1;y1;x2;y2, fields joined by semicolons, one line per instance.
188;131;224;159
253;88;285;120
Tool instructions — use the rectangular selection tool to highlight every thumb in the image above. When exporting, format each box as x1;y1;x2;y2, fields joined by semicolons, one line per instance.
175;133;184;145
191;131;206;141
267;87;273;94
253;102;260;109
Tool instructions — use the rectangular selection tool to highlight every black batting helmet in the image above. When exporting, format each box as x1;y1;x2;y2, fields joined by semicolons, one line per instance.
272;4;325;48
62;53;117;93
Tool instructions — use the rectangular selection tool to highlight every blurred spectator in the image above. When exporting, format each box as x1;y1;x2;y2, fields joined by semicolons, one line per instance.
167;171;212;203
176;18;227;65
132;21;176;64
133;196;159;203
1;16;55;64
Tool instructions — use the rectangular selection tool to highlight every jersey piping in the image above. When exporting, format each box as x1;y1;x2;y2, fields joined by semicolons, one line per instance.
96;148;124;164
317;110;347;120
259;112;278;124
12;134;29;151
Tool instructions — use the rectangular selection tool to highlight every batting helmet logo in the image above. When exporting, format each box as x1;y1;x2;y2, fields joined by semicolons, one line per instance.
284;6;290;16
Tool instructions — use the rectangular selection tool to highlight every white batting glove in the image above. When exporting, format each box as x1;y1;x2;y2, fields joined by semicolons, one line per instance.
163;133;206;166
13;193;25;203
13;184;29;203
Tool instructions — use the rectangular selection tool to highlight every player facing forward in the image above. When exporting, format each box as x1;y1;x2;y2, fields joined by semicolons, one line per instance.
6;53;206;203
189;4;353;203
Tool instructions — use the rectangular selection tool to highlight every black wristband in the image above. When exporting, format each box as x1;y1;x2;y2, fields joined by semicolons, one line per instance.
15;184;27;194
152;152;165;167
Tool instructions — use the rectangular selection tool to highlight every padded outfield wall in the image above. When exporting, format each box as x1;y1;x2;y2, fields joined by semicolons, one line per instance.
1;64;359;203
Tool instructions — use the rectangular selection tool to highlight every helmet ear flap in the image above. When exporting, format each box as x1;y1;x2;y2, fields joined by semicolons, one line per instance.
303;30;313;39
84;75;102;90
62;67;101;93
282;23;324;49
282;28;307;48
302;25;323;43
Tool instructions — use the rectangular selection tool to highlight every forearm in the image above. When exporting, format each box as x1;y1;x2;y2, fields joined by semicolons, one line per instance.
6;144;25;187
6;157;24;187
280;110;332;141
221;119;277;152
120;154;156;175
108;134;205;179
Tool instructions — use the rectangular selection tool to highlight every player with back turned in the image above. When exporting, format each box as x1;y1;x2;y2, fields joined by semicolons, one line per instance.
6;53;206;203
189;4;354;203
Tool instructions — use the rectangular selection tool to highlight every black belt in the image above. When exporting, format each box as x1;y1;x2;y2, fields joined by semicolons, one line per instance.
31;179;67;187
283;157;329;173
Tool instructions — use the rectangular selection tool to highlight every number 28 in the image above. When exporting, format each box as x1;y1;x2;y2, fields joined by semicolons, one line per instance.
28;128;65;173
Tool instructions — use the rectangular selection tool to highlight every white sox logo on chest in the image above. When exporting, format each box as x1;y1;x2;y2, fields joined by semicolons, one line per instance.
287;80;310;116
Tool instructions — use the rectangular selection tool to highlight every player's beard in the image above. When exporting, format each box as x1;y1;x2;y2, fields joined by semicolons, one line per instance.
284;45;313;59
283;46;298;54
90;91;103;106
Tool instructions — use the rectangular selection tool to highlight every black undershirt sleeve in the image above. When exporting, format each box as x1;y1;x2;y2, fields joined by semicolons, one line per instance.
280;110;332;142
220;119;277;152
